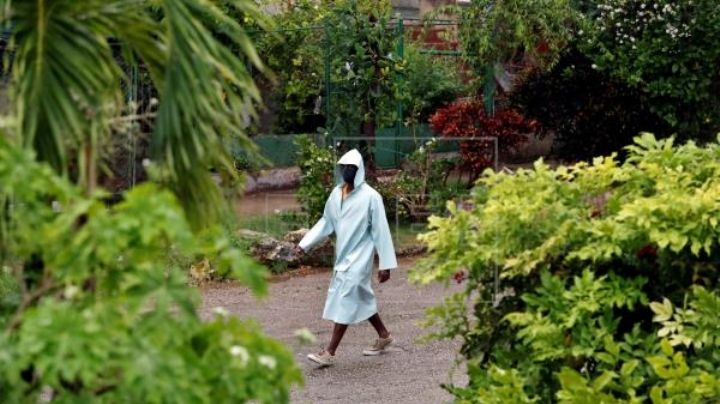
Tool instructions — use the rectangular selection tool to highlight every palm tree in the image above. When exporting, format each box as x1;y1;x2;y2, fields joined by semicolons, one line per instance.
0;0;266;227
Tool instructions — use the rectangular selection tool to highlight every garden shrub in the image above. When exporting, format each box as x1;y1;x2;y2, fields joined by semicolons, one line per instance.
429;100;538;181
0;139;302;402
413;134;720;402
295;135;334;223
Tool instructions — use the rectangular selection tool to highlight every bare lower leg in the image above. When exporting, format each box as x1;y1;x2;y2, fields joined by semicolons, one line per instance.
367;313;390;339
326;323;348;355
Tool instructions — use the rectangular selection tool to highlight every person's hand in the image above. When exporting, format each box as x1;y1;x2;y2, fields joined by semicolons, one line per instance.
378;270;390;283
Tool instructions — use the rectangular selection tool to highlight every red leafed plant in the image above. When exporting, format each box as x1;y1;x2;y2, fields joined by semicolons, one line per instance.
430;99;538;180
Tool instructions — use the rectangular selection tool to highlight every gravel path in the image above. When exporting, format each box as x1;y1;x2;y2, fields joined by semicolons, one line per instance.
200;257;467;404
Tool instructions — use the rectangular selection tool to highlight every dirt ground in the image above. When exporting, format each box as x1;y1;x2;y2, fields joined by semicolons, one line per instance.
199;257;467;404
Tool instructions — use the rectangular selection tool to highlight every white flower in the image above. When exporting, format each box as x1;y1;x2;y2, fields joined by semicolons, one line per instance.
142;158;151;168
51;200;62;212
229;345;249;366
258;355;277;369
591;64;598;69
64;285;80;299
213;306;230;317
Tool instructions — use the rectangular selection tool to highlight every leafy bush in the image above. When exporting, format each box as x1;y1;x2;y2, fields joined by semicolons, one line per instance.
414;134;720;402
0;140;302;402
429;100;537;180
295;135;334;222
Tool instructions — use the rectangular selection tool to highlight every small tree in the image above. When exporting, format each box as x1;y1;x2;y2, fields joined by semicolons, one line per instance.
251;0;328;133
399;44;464;142
324;0;400;140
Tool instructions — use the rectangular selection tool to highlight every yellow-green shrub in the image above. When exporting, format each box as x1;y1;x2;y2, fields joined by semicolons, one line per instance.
414;134;720;403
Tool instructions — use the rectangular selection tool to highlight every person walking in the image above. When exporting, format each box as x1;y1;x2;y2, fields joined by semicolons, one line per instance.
296;148;397;367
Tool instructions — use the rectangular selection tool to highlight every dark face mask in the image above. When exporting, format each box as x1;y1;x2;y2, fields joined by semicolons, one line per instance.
340;164;358;184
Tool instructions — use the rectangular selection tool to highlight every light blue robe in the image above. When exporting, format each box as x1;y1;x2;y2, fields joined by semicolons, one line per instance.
299;149;397;324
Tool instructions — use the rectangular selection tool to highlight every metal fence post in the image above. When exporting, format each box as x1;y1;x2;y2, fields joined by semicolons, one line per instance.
394;18;404;168
127;62;139;187
323;20;331;140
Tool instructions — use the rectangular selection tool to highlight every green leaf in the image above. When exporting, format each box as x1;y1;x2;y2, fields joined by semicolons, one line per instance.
650;299;674;322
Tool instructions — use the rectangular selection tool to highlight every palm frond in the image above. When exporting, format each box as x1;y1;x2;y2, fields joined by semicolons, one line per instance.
4;1;126;172
1;0;270;228
145;0;268;227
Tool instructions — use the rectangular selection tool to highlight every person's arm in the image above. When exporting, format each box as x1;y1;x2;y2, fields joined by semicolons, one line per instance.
370;193;397;272
298;194;335;252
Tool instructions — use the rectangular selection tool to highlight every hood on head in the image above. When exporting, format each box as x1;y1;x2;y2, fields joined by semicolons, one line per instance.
336;148;366;188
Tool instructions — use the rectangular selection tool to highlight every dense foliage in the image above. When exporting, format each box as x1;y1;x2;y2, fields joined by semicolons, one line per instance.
0;139;301;402
253;1;466;137
433;0;578;89
430;100;537;180
581;0;720;139
398;45;464;136
251;0;326;133
432;0;720;157
511;47;670;160
0;2;307;401
414;134;720;402
322;0;400;137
